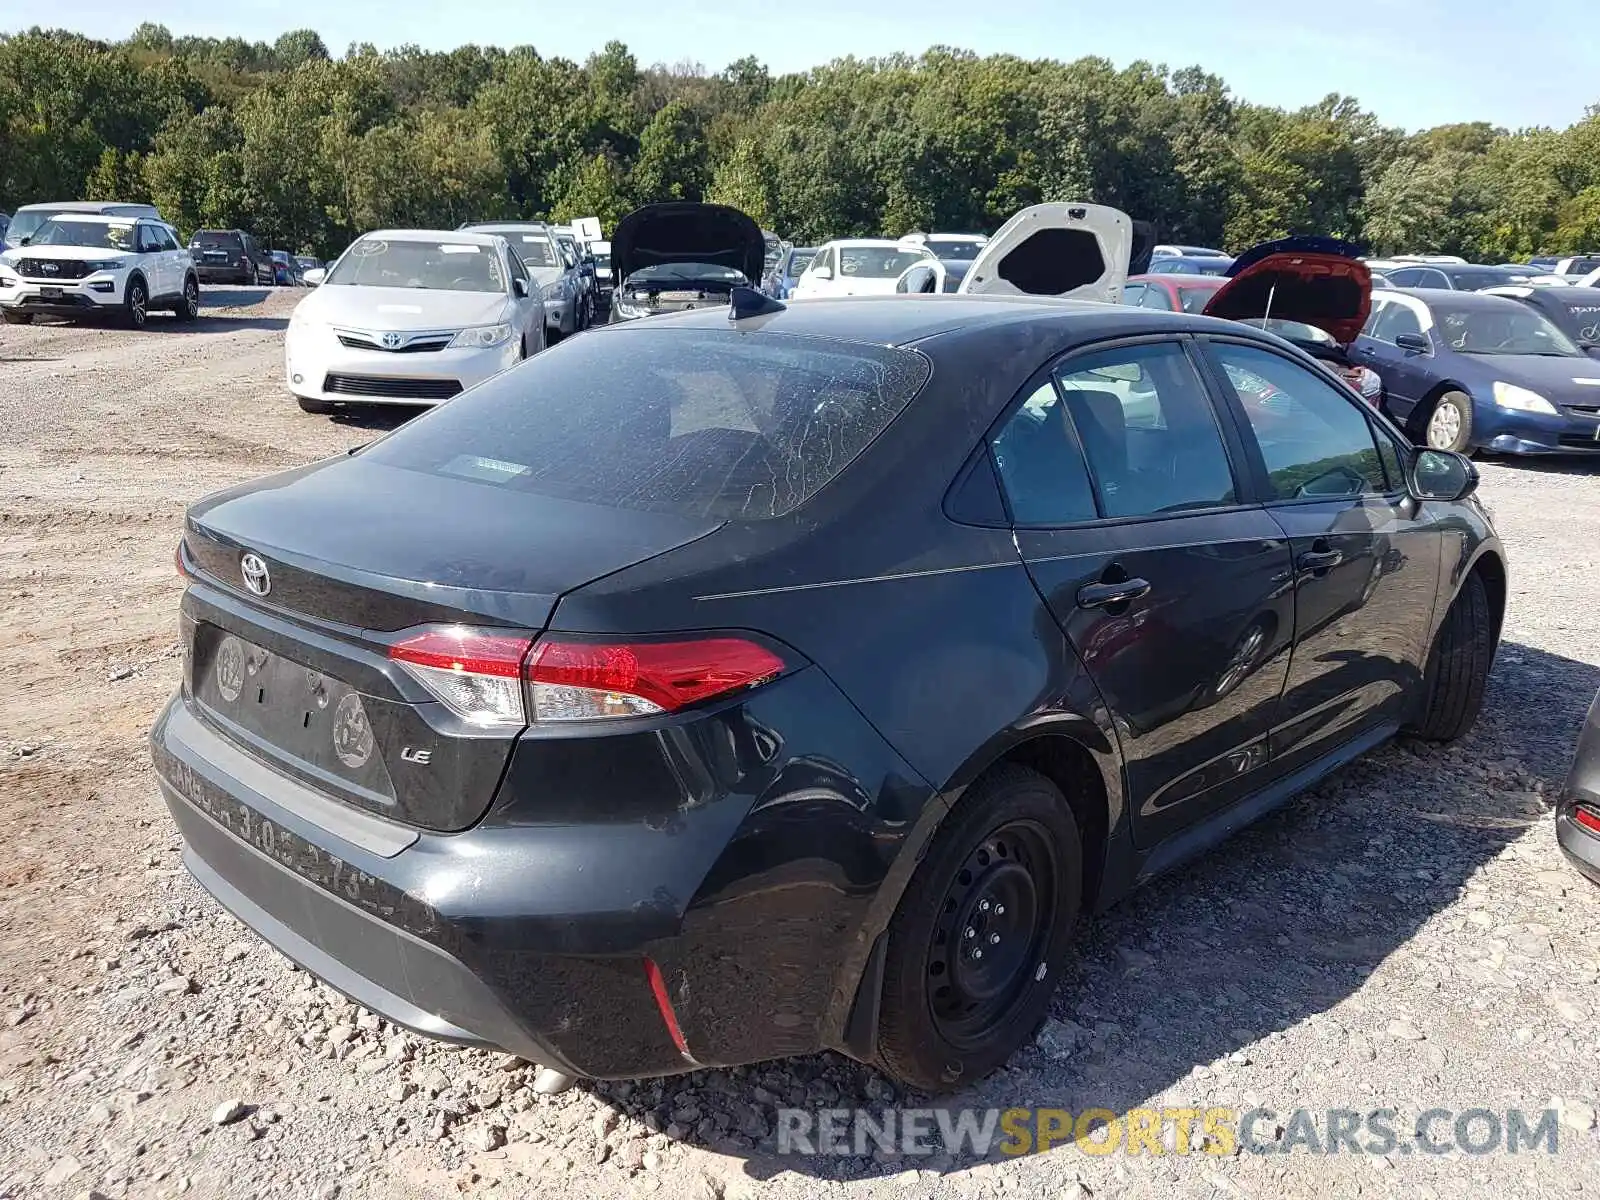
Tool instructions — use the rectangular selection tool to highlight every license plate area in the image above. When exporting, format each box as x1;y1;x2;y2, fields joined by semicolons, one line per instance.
40;287;63;300
191;623;398;804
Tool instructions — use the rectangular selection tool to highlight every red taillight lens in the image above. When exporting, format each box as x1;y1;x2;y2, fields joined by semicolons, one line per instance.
175;540;189;579
525;636;787;722
389;627;533;728
1574;806;1600;836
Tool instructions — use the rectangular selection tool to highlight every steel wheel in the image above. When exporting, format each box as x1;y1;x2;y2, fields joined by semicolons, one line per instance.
925;819;1058;1049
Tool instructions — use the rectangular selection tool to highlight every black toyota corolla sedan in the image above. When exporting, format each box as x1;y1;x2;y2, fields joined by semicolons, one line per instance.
154;286;1505;1093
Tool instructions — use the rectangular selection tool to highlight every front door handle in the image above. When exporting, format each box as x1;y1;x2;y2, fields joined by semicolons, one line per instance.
1077;578;1152;610
1298;549;1344;572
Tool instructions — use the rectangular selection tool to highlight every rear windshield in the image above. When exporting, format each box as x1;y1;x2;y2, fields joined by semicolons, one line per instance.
193;231;243;248
362;328;932;520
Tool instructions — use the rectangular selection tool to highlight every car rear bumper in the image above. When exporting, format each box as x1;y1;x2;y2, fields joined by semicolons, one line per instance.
195;266;252;283
151;657;935;1078
285;328;519;406
1558;688;1600;885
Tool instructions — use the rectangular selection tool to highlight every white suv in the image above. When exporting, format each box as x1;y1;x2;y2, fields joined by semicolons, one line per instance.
0;214;198;328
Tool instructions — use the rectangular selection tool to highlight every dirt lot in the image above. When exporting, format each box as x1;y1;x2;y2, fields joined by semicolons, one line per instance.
2;292;1599;1199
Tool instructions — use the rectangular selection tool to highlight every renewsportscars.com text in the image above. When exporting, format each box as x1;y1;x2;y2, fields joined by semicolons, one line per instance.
776;1106;1561;1158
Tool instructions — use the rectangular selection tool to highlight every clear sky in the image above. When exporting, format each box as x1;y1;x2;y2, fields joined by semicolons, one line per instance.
7;0;1595;133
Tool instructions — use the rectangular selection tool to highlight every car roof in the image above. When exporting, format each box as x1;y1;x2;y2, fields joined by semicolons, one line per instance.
46;213;145;225
361;229;508;246
611;293;1267;348
825;238;907;248
15;200;153;213
1388;286;1526;310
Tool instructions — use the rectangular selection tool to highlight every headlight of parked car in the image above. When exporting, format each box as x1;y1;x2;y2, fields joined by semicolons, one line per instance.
450;323;514;349
612;294;654;321
85;260;126;272
1492;381;1558;414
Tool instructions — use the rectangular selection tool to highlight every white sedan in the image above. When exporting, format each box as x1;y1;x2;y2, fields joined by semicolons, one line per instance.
285;230;545;414
790;239;936;299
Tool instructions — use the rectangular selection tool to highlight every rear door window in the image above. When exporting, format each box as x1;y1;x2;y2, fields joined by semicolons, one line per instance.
1052;342;1239;519
362;329;932;520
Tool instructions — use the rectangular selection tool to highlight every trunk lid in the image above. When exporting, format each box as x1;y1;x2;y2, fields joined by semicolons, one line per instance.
181;453;721;831
958;204;1152;303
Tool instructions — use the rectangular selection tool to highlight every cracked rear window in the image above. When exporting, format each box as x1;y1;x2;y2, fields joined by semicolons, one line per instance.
362;328;931;520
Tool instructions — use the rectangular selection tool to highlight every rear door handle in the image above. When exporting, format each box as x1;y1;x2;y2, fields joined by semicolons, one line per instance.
1298;549;1344;572
1076;578;1151;610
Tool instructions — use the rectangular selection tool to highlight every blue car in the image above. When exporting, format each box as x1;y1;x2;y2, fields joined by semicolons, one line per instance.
765;245;817;298
1351;288;1600;455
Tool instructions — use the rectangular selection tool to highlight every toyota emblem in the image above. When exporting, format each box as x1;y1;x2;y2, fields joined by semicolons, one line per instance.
240;552;271;596
380;331;403;349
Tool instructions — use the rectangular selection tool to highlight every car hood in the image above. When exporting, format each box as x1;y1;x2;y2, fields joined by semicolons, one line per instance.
299;286;509;331
1467;353;1600;398
611;203;765;286
2;244;135;263
1203;236;1371;345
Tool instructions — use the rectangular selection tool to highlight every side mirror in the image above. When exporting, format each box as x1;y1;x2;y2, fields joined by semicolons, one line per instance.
302;267;326;286
513;278;528;298
812;266;834;281
1395;332;1431;353
1410;449;1478;502
895;265;939;294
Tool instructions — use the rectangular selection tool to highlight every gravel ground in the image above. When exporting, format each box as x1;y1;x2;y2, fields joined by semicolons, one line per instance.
1;291;1598;1199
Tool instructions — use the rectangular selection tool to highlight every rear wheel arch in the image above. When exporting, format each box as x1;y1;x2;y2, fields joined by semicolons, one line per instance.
834;725;1117;1065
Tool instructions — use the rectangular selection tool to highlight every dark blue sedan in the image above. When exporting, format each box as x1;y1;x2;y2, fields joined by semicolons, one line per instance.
1351;288;1600;454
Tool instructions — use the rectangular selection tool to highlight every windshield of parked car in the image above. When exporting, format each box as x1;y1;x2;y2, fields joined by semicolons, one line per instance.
6;209;70;243
30;218;136;251
1178;286;1222;313
1433;303;1583;355
489;232;558;269
324;238;506;292
363;328;932;521
784;250;817;276
593;253;610;272
1450;266;1536;289
625;263;746;288
925;238;986;261
839;246;932;278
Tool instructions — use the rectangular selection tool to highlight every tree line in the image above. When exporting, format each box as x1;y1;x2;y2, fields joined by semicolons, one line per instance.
2;24;1598;262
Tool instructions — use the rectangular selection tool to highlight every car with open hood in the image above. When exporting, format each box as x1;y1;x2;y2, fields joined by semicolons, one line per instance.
1199;235;1382;408
284;229;546;414
608;202;765;322
1352;287;1600;454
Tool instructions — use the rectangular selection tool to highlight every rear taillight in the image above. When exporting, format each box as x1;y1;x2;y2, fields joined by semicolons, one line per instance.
525;636;787;723
175;539;189;579
389;627;533;728
1574;805;1600;836
388;629;789;728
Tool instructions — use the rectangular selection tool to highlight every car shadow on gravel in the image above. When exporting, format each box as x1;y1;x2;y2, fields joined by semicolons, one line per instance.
1480;454;1600;477
145;315;290;333
580;639;1597;1187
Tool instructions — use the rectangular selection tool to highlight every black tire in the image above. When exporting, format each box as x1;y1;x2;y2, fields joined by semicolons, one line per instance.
1406;570;1494;742
1421;390;1473;453
1;309;32;325
876;763;1083;1093
124;276;149;329
173;274;199;321
296;395;335;415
